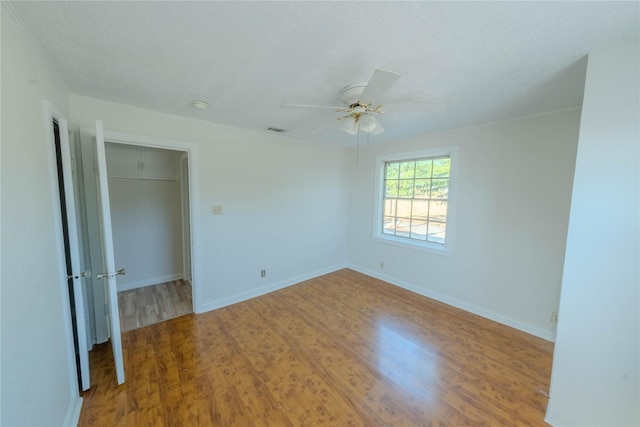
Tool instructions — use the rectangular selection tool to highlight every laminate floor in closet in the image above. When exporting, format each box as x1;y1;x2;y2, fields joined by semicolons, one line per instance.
118;279;192;332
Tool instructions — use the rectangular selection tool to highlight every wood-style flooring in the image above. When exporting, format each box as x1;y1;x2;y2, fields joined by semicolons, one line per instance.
118;279;192;332
80;269;554;426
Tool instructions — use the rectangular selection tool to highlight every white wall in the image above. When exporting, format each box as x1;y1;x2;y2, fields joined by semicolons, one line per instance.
546;41;639;426
70;94;349;311
108;176;184;291
0;5;81;426
347;109;580;340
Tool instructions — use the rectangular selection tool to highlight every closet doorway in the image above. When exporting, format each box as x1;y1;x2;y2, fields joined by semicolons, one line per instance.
105;142;191;331
79;128;200;344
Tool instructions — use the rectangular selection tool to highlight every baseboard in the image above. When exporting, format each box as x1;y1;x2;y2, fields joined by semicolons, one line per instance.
117;273;183;292
544;401;567;427
348;264;556;342
63;395;83;427
198;263;348;314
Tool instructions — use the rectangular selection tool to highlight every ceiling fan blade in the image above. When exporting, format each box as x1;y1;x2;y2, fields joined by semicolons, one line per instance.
370;117;385;136
306;119;337;135
359;69;400;103
281;103;345;111
383;98;450;114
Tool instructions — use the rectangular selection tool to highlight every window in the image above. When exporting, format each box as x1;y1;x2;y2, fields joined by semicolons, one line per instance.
374;147;456;253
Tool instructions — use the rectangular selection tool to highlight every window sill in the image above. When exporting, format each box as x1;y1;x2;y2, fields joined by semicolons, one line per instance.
372;234;452;256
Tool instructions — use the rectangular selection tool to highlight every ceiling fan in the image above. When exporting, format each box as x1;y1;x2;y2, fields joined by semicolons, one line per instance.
282;69;449;137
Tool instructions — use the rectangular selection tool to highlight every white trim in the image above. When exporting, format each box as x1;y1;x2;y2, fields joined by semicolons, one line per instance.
179;154;192;282
434;105;583;136
84;128;195;152
348;263;556;342
117;273;184;292
371;234;452;256
388;106;582;145
42;101;84;406
79;127;203;314
372;146;459;254
199;263;347;313
62;395;83;427
0;2;2;415
544;414;560;427
543;406;571;427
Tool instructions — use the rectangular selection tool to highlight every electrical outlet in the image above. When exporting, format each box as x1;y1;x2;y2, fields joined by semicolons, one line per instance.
551;312;558;323
212;205;223;215
380;261;384;269
260;269;266;278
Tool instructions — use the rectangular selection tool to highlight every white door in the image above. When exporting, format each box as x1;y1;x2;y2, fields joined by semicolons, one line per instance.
94;120;125;385
58;118;91;390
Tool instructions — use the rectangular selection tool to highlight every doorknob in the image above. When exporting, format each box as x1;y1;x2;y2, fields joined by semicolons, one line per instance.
97;268;126;279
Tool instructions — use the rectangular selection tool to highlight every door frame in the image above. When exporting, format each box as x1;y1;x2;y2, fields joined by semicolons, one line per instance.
80;128;203;313
179;154;192;283
43;101;86;398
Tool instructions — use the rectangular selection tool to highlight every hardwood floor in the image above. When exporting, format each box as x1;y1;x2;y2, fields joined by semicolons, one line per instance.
118;279;193;332
80;269;554;426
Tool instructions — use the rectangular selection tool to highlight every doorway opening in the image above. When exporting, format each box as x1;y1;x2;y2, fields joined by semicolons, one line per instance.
104;141;192;331
78;132;197;345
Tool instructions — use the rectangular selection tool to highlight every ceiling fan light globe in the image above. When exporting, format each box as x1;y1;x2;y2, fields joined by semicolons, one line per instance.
341;117;359;135
358;115;377;133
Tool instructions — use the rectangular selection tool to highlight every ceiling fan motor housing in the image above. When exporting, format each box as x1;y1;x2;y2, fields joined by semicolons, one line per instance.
341;83;368;105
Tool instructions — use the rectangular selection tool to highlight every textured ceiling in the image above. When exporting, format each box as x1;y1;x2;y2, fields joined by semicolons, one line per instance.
6;1;640;146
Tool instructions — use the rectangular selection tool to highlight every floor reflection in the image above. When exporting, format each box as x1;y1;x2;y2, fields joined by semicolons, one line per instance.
376;321;439;401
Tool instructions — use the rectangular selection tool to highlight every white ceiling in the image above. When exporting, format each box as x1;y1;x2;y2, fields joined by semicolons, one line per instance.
7;1;639;146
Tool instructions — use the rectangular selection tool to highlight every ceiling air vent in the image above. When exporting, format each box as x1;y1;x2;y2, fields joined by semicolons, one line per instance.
266;127;288;133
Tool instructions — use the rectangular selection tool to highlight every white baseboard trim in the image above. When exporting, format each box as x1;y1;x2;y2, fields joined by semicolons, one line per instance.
197;263;348;314
117;273;184;292
348;264;556;342
544;416;558;426
63;395;83;427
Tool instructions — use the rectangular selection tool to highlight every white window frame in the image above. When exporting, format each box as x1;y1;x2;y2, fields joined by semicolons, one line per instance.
372;146;458;255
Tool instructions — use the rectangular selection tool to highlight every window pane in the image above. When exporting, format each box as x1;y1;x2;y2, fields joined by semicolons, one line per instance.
427;221;446;243
384;198;397;216
415;160;432;178
410;220;427;240
379;153;451;246
395;218;411;238
430;179;449;199
433;158;450;178
412;199;429;220
385;180;398;197
429;201;447;222
399;161;415;179
398;179;414;198
383;216;396;235
397;199;412;218
386;162;399;179
414;179;430;198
